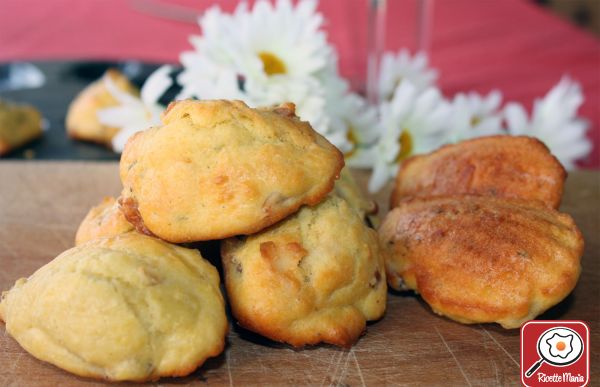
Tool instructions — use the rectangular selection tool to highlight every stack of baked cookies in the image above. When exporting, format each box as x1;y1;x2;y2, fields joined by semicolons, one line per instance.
0;100;386;382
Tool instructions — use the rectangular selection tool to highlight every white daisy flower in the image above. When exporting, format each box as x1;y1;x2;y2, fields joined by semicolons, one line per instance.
185;0;330;87
504;76;591;170
378;49;438;101
177;0;334;142
177;52;243;100
178;53;330;148
368;81;451;193
98;65;173;153
318;73;354;152
224;0;330;85
245;74;329;138
319;61;349;134
307;50;379;157
335;92;381;167
445;90;505;143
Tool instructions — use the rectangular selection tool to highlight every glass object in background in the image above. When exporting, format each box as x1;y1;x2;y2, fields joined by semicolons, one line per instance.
128;0;200;24
367;0;434;104
0;62;45;92
417;0;434;54
367;0;387;105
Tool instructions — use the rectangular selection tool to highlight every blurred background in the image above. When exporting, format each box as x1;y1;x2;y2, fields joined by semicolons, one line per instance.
0;0;598;167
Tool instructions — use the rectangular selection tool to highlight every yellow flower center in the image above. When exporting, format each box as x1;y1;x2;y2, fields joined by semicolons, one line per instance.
470;116;481;126
395;130;413;162
258;51;287;76
344;128;359;158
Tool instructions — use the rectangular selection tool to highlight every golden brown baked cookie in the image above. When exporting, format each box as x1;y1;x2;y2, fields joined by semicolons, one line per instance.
66;69;138;145
75;196;134;245
222;195;386;348
379;195;583;328
0;233;227;382
390;136;566;209
120;100;344;243
0;99;43;156
334;167;378;227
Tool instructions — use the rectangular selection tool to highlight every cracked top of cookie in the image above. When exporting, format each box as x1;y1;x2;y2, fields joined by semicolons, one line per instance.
119;99;343;243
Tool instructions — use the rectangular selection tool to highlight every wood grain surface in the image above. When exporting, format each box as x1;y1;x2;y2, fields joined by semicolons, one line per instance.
0;162;598;386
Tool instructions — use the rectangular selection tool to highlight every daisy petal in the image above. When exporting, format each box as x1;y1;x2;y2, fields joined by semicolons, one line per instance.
111;125;145;153
504;103;529;135
104;73;140;106
368;159;392;193
346;146;376;169
141;65;173;107
97;106;146;128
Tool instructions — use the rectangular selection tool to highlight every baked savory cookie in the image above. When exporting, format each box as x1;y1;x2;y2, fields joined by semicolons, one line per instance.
390;136;566;209
75;196;134;245
120;100;344;242
379;195;583;329
66;69;138;146
0;99;43;156
0;233;227;382
221;195;386;348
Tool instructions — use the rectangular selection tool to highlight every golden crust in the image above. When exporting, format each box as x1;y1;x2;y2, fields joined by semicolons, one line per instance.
221;195;386;348
65;69;138;146
120;99;344;243
0;99;43;156
379;195;583;328
74;196;134;245
0;233;227;382
391;136;566;209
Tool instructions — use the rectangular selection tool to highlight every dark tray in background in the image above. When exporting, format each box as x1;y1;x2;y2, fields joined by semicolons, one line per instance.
0;61;179;160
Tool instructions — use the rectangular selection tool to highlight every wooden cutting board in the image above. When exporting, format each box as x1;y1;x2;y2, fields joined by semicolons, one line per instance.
0;162;598;386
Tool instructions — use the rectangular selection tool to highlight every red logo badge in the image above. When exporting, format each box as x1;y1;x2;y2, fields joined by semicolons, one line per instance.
521;321;589;386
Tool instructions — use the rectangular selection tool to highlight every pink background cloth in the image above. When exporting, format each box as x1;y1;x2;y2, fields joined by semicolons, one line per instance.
1;0;598;167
